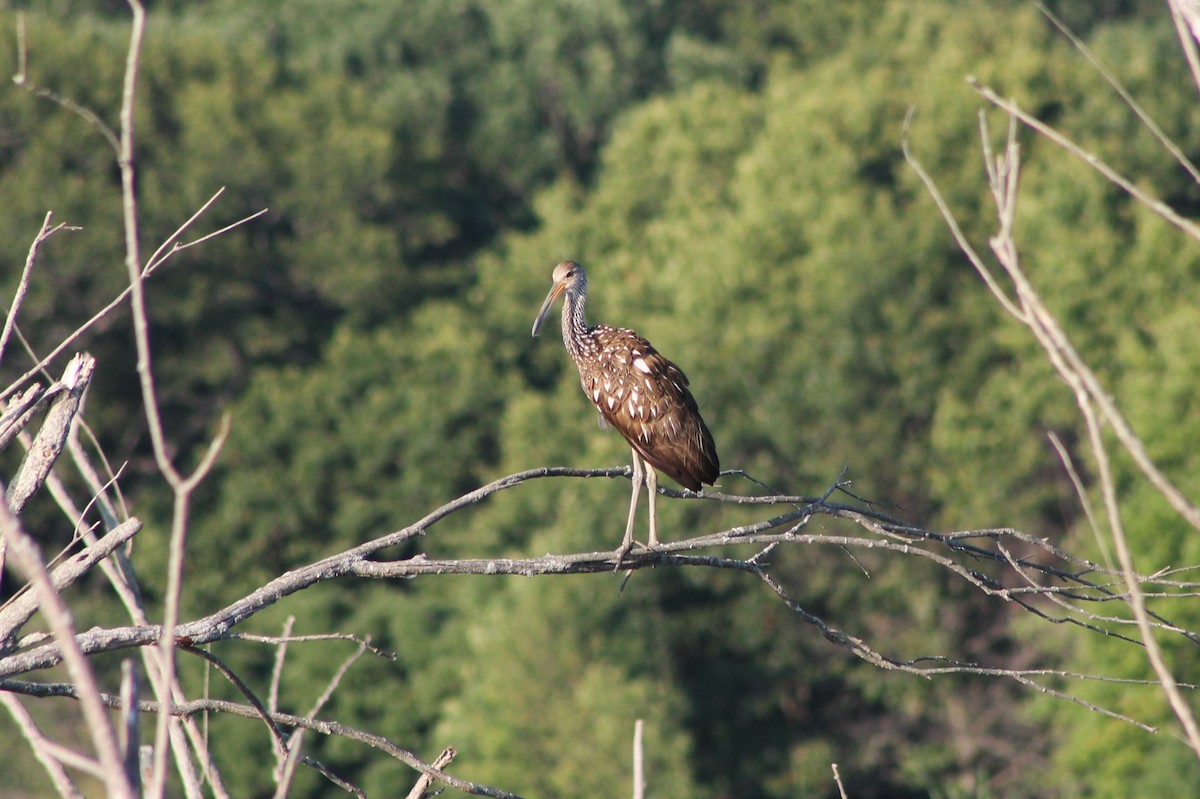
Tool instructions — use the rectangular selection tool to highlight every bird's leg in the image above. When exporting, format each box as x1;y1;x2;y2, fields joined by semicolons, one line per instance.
646;464;660;548
619;449;644;556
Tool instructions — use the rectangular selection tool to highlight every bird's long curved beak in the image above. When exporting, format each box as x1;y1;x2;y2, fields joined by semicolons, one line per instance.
531;281;567;337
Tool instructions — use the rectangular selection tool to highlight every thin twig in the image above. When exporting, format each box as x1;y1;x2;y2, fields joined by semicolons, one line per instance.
306;640;368;720
0;213;74;367
902;107;1026;322
632;719;645;799
1037;3;1200;184
272;740;305;799
1168;0;1200;98
11;14;120;155
267;616;294;718
832;763;848;799
181;644;290;755
231;631;396;659
120;660;141;793
2;680;524;799
0;516;142;642
105;2;187;793
0;691;86;799
967;77;1200;243
0;501;135;798
142;188;266;274
0;204;266;405
912;87;1200;758
277;634;368;794
1047;431;1112;572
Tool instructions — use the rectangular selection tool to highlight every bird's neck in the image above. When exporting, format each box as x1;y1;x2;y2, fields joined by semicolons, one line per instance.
561;289;591;361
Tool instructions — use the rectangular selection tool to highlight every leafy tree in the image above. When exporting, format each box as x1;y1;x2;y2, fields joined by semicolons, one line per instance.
182;305;510;601
921;13;1200;797
433;574;702;798
460;5;1200;795
6;2;1200;797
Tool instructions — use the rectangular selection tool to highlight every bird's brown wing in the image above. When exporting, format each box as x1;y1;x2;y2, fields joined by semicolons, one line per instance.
582;326;719;490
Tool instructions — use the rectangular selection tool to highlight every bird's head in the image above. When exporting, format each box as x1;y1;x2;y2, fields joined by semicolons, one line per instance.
532;260;587;337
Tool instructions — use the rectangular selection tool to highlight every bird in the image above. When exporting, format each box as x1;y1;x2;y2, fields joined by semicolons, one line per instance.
532;260;719;555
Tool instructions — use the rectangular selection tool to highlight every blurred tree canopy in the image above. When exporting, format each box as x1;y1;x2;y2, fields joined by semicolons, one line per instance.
3;1;1200;797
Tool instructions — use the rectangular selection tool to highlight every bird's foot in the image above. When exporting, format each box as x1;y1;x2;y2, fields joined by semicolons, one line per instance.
612;540;635;572
612;538;658;572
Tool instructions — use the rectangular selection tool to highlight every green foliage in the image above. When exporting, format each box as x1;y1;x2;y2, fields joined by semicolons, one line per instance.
6;2;1200;797
458;7;1091;795
1;0;721;468
906;16;1200;788
433;575;703;798
177;305;510;603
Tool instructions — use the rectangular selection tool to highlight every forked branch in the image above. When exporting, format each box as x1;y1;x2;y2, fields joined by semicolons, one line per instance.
1;467;1193;712
904;76;1200;759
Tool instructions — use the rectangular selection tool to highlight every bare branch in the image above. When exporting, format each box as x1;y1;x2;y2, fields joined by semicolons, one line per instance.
0;692;86;799
8;354;95;515
0;463;1191;753
1037;3;1200;184
0;201;266;406
920;88;1200;537
967;76;1200;243
1081;390;1200;752
0;516;141;642
0;213;75;367
59;424;224;799
910;66;1200;760
267;616;294;720
103;2;210;792
405;747;457;799
0;500;135;798
1168;0;1200;97
1;455;1197;794
978;118;1200;755
631;720;645;799
2;680;525;799
11;15;120;155
902;107;1026;322
119;660;141;794
832;763;848;799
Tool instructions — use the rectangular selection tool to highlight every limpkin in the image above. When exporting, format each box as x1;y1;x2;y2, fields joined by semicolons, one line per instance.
532;260;719;554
